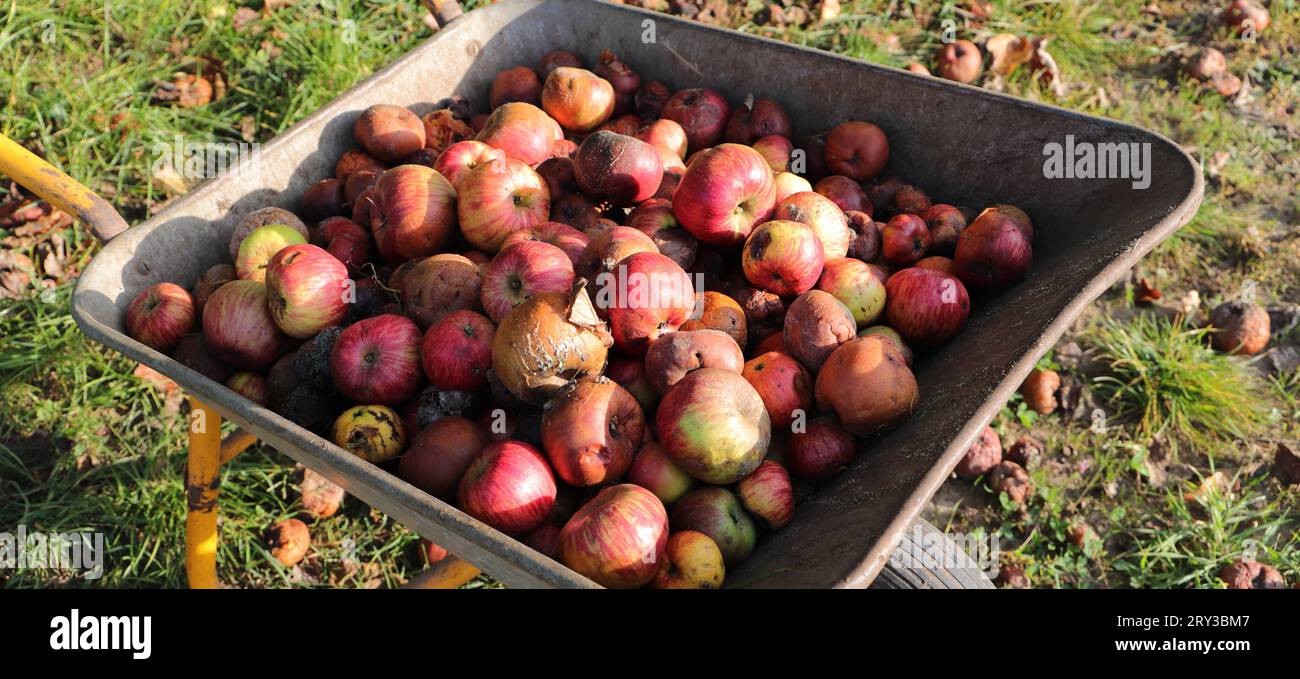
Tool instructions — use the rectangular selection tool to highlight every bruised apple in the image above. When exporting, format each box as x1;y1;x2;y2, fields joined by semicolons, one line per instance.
645;329;745;395
491;284;612;405
742;220;825;298
679;291;746;349
541;377;646;487
657;368;770;484
783;290;857;371
815;335;917;436
574;131;662;206
773;191;852;260
401;254;483;330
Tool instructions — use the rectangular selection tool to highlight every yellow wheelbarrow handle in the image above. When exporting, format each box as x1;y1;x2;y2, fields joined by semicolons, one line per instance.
0;133;129;243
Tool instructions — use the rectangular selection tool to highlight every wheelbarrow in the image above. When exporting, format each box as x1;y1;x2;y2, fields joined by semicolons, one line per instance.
0;0;1202;588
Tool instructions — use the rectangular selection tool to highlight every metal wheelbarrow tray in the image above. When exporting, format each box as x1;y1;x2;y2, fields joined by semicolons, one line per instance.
70;0;1203;588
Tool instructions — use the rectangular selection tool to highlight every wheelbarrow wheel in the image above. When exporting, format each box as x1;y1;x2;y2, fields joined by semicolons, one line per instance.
870;518;996;589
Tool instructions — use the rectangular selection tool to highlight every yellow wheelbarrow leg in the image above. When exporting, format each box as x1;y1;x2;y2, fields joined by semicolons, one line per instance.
219;427;258;465
402;555;482;589
186;398;222;589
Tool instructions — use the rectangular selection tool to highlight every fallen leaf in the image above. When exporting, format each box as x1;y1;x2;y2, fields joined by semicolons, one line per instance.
239;115;257;143
1030;38;1066;97
1135;276;1162;304
151;160;191;196
1183;470;1230;504
986;33;1036;77
232;6;259;32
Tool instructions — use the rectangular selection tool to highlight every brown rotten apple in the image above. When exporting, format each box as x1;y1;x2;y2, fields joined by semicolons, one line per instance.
954;425;1002;479
845;211;881;262
1208;300;1270;355
742;219;825;297
457;157;550;253
815;175;873;216
561;484;668;588
603;251;696;357
354;105;426;163
815;335;918;436
541;67;616;133
645;329;745;396
593;50;640;116
401;253;483;330
774;191;852;260
884;267;970;348
784;290;857;371
679;291;747;348
475;102;563;166
491;283;612;405
368;164;458;262
824;121;889;181
481;240;576;324
788;417;856;482
657;368;771;485
936;39;983;84
126;282;195;353
672;143;776;246
661;88;732;152
574;131;662;207
541;377;646;487
191;263;235;320
489;66;542;109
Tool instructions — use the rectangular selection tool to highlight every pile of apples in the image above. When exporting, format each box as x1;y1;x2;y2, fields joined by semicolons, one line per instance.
122;48;1034;588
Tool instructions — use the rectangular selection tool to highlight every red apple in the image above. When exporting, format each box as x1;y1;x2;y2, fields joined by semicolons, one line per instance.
126;282;195;352
475;102;563;166
202;280;291;370
225;371;269;406
638;118;688;160
670;487;756;566
824;121;889;181
368;164;458;262
788;417;856;483
535;156;577;200
265;244;350;339
741;219;825;297
657;368;770;484
299;178;346;223
319;218;372;271
541;67;615;133
421;309;494;392
953;209;1033;290
605;356;659;418
1223;0;1270;36
573;131;663;206
524;522;564;562
774;172;813;203
773;191;852;259
481;240;576;324
882;213;931;265
737;460;794;529
884;266;970;348
724;96;793;145
541;377;646;487
916;255;956;275
645;329;746;395
634;80;671;119
399;416;489;499
672;143;776;246
561;484;668;588
459;440;557;536
489;66;541;109
752;134;794;172
457;157;550;253
536;49;582;79
981;204;1034;240
577;226;659;283
661;88;731;151
603;251;695;357
815;175;873;216
433;140;505;190
936;39;983;84
742;350;813;431
330;313;423;405
335;148;387;180
923;203;967;254
500;221;589;267
191;263;235;320
651;530;726;589
627;441;695;506
817;257;887;327
353;104;425;163
627;199;698;270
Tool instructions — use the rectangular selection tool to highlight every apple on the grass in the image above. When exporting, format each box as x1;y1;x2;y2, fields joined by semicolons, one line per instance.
126;282;194;352
656;368;770;485
458;440;557;537
265;244;350;339
420;309;495;392
741;219;825;298
457;157;550;253
235;224;307;282
202;280;291;370
329;313;423;405
560;484;668;589
672;143;776;247
884;267;970;348
736;460;794;529
627;441;695;506
670;487;756;566
651;530;725;589
480;240;575;324
816;257;888;327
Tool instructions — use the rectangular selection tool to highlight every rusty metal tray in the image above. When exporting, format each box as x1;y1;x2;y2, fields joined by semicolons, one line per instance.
70;0;1203;588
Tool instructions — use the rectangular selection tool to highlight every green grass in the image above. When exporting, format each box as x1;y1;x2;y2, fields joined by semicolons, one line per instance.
1087;314;1268;454
2;0;1297;589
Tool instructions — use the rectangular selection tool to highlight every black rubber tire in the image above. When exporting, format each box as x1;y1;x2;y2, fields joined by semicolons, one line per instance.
870;518;996;589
